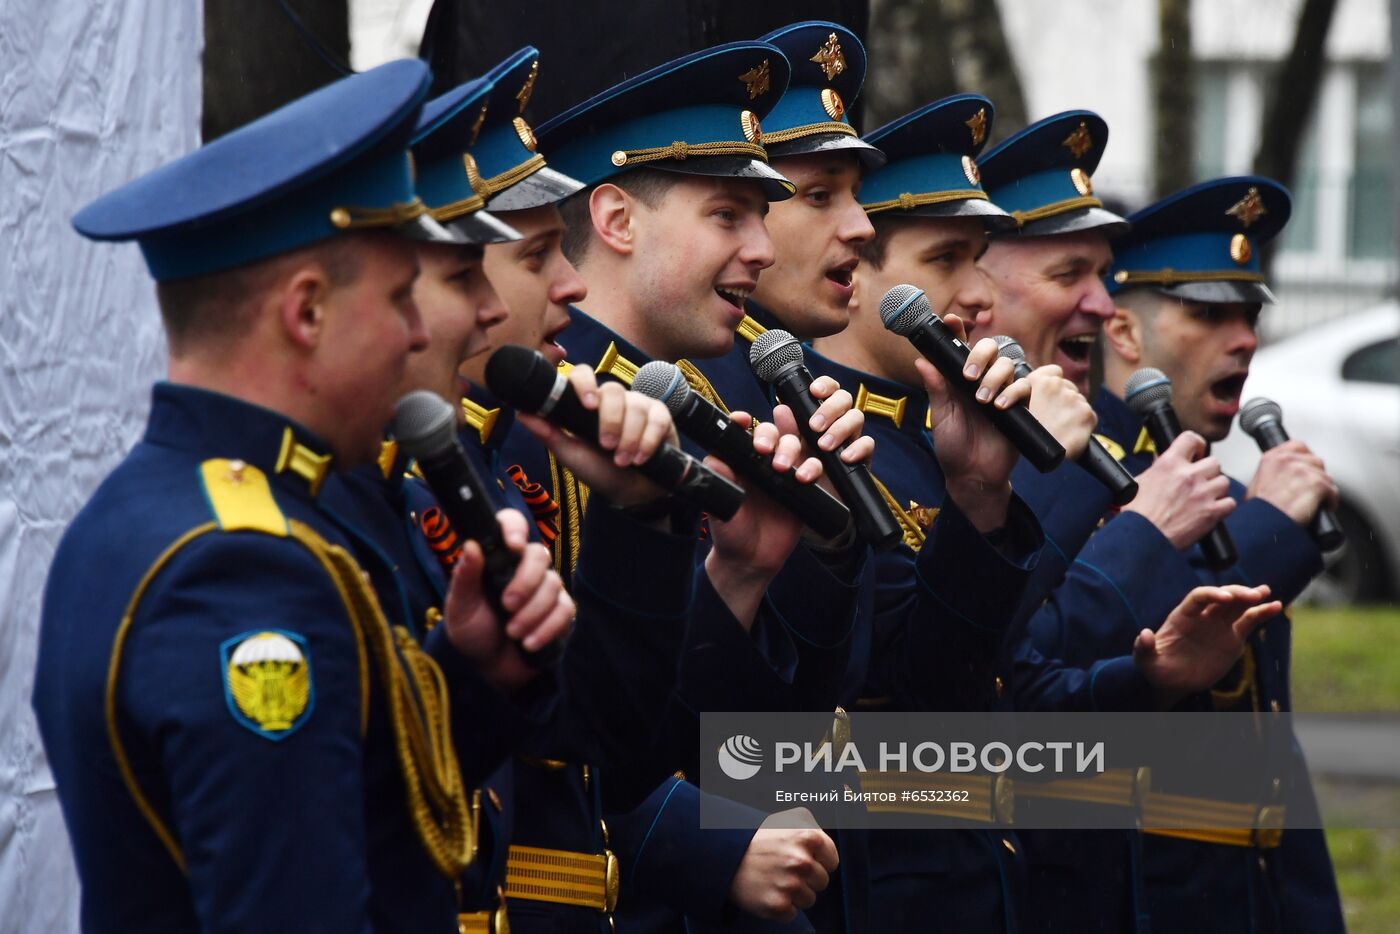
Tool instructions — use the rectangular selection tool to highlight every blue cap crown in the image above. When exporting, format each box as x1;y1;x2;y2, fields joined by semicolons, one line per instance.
1107;176;1291;303
859;94;1006;223
979;110;1126;236
74;59;440;282
536;41;795;199
757;22;883;166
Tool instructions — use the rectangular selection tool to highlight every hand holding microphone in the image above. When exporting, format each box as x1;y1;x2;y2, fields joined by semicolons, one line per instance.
993;336;1139;506
631;360;852;539
879;284;1066;472
1125;368;1238;569
392;390;569;672
1239;398;1344;551
486;345;746;520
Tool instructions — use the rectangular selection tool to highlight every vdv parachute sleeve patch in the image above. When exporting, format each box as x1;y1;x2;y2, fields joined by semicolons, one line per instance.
221;630;314;740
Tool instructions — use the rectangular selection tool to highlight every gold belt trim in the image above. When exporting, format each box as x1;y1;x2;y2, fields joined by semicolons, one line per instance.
1142;795;1284;848
864;189;989;215
1015;767;1148;809
506;844;619;912
456;909;498;934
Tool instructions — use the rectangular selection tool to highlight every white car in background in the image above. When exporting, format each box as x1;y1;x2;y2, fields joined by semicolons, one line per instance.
1212;301;1400;604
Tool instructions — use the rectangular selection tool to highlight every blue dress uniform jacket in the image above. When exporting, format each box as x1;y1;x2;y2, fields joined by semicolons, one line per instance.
32;384;534;933
1022;387;1343;934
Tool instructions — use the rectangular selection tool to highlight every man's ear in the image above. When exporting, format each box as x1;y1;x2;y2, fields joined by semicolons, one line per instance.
1102;306;1143;365
278;264;332;351
589;183;636;257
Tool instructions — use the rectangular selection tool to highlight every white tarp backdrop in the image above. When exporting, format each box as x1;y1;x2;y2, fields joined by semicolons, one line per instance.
0;3;201;929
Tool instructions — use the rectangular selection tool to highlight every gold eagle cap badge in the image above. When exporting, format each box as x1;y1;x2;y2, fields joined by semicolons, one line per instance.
810;33;847;81
966;108;988;146
223;630;313;740
1062;121;1093;159
1227;187;1267;228
739;59;771;100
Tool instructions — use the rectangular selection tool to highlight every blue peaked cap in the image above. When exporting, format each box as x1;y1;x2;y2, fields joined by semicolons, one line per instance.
414;47;583;222
859;94;1013;230
758;21;884;167
1107;176;1291;305
74;59;462;282
537;41;797;201
978;110;1128;238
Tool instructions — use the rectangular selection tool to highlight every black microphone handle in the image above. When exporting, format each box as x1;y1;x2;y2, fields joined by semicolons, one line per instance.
1248;421;1345;552
770;365;902;551
1141;406;1238;570
904;319;1065;472
414;442;561;666
671;391;851;540
1007;359;1138;505
542;379;746;521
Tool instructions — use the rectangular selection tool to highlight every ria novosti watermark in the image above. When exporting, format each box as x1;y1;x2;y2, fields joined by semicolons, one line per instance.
699;712;1400;832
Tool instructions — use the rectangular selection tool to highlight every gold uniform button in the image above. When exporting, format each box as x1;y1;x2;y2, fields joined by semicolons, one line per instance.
487;787;503;812
994;676;1005;699
1270;700;1281;713
1002;837;1017;856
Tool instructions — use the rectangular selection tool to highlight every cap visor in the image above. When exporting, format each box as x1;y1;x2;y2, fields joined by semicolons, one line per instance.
442;208;522;244
487;165;586;212
767;133;887;169
397;213;467;244
1012;206;1131;239
900;197;1019;232
651;158;796;201
1159;280;1276;305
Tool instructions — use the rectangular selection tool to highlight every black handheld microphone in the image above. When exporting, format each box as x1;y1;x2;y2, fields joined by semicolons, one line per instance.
1239;398;1345;552
632;360;852;540
392;390;559;665
879;285;1065;473
993;336;1139;506
485;345;746;520
1125;368;1237;570
748;330;902;551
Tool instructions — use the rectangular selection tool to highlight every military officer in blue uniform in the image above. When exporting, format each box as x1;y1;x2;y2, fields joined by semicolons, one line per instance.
1093;177;1345;934
497;38;876;931
32;60;577;932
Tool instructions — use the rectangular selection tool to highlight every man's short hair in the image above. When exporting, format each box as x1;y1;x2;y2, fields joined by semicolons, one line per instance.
558;168;685;266
155;237;360;354
856;214;904;269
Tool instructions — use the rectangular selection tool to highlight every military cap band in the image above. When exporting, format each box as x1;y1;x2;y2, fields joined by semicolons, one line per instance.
864;188;990;216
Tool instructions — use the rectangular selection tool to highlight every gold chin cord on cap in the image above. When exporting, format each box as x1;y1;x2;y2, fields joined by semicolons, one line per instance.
329;198;430;230
609;139;767;168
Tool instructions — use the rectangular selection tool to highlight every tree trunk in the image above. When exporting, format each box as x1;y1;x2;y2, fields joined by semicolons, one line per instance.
1252;0;1338;189
203;0;350;141
1153;0;1195;198
864;0;1027;141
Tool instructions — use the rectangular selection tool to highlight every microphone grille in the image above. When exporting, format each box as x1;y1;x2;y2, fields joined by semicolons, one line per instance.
392;390;458;459
993;335;1027;366
879;284;930;336
1238;397;1284;436
1124;367;1173;415
632;360;692;415
749;329;804;383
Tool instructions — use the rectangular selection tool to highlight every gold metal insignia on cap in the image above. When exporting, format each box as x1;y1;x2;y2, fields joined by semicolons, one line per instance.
966;108;988;146
516;60;539;113
1230;232;1253;265
739;59;771;100
513;116;538;152
469;103;489;147
740;110;763;144
463;153;487;196
1070;167;1094;196
962;155;981;185
1062;120;1093;158
821;88;845;121
811;32;847;81
1227;186;1267;228
611;150;628;166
